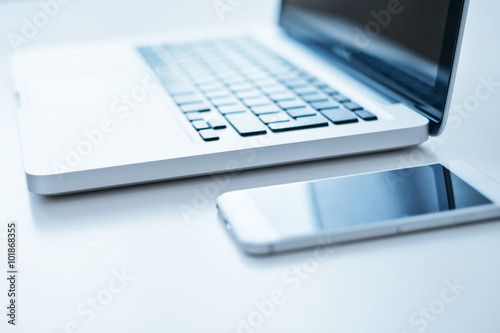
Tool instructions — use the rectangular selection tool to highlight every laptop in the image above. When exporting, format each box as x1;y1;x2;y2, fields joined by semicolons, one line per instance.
11;0;469;195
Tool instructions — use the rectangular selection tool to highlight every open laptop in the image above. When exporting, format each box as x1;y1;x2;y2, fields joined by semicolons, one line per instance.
11;0;469;195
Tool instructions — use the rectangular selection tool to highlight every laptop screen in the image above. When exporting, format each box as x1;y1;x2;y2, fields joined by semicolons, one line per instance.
280;0;466;134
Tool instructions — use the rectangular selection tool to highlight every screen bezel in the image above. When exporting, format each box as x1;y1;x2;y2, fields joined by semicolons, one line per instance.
279;0;468;135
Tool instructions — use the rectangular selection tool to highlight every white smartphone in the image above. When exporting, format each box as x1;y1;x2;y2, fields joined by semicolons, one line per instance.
216;161;500;255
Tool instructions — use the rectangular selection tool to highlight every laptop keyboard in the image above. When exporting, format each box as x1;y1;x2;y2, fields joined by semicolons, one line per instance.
138;37;377;142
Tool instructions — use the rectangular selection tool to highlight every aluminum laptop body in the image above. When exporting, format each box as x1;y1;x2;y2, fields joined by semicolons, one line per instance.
11;0;469;195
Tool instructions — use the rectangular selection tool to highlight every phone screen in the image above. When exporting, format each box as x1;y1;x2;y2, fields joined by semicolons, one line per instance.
246;164;493;236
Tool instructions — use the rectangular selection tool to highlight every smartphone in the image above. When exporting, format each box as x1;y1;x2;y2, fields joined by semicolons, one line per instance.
216;161;500;255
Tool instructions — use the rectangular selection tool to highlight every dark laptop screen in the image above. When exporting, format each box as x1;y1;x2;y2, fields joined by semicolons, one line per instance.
280;0;466;134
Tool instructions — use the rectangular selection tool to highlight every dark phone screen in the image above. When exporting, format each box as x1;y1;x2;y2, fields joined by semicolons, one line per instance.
246;164;491;236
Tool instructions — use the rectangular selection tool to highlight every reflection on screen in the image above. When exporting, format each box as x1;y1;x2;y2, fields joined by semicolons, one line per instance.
280;0;460;124
247;165;492;237
284;0;450;81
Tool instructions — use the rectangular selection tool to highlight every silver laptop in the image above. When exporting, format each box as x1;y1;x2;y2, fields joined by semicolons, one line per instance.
11;0;469;195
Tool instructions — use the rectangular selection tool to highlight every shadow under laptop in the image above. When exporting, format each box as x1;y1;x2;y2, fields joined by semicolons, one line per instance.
27;172;234;233
28;145;439;234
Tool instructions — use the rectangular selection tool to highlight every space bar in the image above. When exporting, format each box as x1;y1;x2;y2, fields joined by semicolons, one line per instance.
225;113;267;136
268;115;328;132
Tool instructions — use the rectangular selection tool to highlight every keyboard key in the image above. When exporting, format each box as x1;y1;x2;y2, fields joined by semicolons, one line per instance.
159;76;184;86
343;102;363;111
301;75;317;82
311;100;340;110
274;73;300;81
211;97;239;107
321;108;359;124
308;79;328;89
254;79;279;88
246;73;268;81
278;99;306;110
198;82;224;91
193;77;219;86
243;97;271;107
259;112;290;124
301;92;329;103
165;85;195;96
260;85;288;94
321;87;339;95
268;91;296;102
199;129;220;141
332;94;351;103
241;67;261;75
268;65;296;75
229;82;254;92
208;119;227;129
174;94;203;105
269;115;328;132
223;76;246;85
180;103;211;113
281;77;305;84
250;104;281;115
218;72;241;80
225;113;267;136
286;81;309;89
286;106;317;118
355;110;378;121
205;89;230;99
292;86;318;96
218;104;247;115
192;120;211;130
236;90;262;99
186;113;205;121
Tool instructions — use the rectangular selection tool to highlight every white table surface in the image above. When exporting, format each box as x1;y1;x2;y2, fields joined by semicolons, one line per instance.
1;1;500;332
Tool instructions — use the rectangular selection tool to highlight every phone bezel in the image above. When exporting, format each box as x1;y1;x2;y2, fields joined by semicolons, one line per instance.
216;161;500;255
